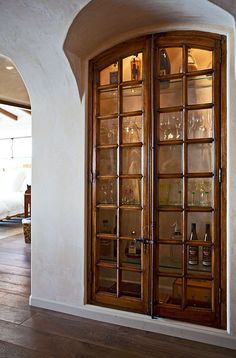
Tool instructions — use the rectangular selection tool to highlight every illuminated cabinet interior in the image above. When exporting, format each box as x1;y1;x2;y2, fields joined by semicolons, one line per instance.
88;32;226;328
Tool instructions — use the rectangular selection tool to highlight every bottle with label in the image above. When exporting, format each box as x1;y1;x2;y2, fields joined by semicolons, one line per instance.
125;230;141;259
130;56;141;80
202;224;212;266
188;223;199;265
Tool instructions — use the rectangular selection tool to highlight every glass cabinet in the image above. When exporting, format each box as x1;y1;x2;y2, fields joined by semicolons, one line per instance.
88;32;226;328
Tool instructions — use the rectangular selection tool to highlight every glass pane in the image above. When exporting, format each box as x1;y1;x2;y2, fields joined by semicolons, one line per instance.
120;270;141;298
160;79;182;108
159;112;183;141
187;212;213;241
99;118;118;145
122;116;142;143
122;53;143;82
120;239;141;268
188;109;213;139
98;238;117;263
186;279;212;308
121;147;141;175
97;208;117;235
120;210;141;238
159;179;183;206
188;75;212;105
188;143;213;173
98;268;117;293
159;48;182;75
100;62;118;85
159;244;183;274
120;178;141;205
188;48;213;72
99;89;118;116
188;178;213;207
122;85;142;113
97;148;117;176
97;179;117;204
159;212;183;241
158;145;182;173
159;277;181;305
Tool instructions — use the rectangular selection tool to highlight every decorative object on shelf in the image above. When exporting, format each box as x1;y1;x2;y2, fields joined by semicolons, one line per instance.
109;62;118;84
125;230;141;259
130;55;141;80
171;222;182;240
202;224;212;266
187;49;198;72
160;48;171;76
188;223;199;265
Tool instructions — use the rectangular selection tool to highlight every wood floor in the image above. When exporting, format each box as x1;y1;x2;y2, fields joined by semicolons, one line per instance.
0;229;235;357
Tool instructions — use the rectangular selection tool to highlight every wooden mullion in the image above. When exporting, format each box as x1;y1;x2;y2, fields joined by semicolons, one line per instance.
158;106;183;113
158;173;183;179
185;103;214;111
117;57;122;298
120;110;143;117
157;73;184;81
185;68;214;77
186;172;214;178
120;142;143;148
158;206;184;212
97;114;118;120
183;44;188;310
158;140;183;146
97;83;118;91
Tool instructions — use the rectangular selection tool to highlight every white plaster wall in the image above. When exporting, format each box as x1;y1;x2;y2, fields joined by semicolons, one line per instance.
0;0;236;350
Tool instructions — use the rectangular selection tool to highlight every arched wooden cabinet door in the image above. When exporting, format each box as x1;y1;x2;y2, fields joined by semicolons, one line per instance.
88;32;226;328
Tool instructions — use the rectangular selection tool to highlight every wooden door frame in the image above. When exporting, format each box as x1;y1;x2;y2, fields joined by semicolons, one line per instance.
87;31;227;328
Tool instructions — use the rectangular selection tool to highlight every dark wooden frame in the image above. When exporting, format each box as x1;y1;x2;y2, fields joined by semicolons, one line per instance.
87;31;226;328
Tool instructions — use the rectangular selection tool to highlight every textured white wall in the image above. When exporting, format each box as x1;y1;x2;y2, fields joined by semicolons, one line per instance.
0;0;235;349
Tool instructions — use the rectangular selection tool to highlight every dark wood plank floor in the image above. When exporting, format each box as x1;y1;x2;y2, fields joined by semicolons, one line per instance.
0;231;235;358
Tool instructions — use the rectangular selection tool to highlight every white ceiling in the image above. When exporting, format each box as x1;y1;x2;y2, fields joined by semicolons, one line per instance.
0;55;30;107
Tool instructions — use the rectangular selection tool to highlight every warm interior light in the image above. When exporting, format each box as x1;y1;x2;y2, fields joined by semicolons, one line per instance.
6;66;14;70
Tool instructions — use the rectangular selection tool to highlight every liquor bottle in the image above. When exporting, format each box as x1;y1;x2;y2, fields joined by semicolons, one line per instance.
188;223;199;265
160;49;171;76
109;63;118;84
125;230;141;259
202;224;212;266
130;56;141;80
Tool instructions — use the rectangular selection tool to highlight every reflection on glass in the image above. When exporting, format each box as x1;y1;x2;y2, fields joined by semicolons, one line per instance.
122;53;143;82
160;79;182;108
120;178;141;205
97;209;117;235
120;239;141;268
120;270;141;298
122;116;142;143
98;268;117;293
159;145;182;173
121;147;141;174
186;279;211;308
159;112;183;141
159;277;181;305
159;47;182;75
97;148;117;176
120;210;141;238
159;179;183;206
188;75;212;105
99;118;117;145
159;212;183;240
98;239;117;262
188;143;213;173
122;86;142;113
99;89;118;116
97;179;117;204
100;62;118;85
159;244;183;274
188;109;213;139
188;48;212;72
188;178;213;207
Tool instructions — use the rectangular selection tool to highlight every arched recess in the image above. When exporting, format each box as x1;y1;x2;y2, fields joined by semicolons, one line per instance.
64;0;235;97
63;0;236;338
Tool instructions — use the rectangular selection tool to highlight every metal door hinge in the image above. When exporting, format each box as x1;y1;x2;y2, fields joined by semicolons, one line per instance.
219;168;222;183
218;288;222;304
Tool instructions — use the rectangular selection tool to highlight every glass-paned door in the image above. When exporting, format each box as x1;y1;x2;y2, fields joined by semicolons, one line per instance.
90;39;150;312
154;36;221;326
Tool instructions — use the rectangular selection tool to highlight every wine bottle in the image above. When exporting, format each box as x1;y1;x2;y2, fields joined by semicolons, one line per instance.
130;56;141;81
160;49;171;76
202;224;212;266
188;223;199;265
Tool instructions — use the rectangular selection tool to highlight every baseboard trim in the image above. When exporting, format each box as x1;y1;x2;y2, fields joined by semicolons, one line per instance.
29;295;236;350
